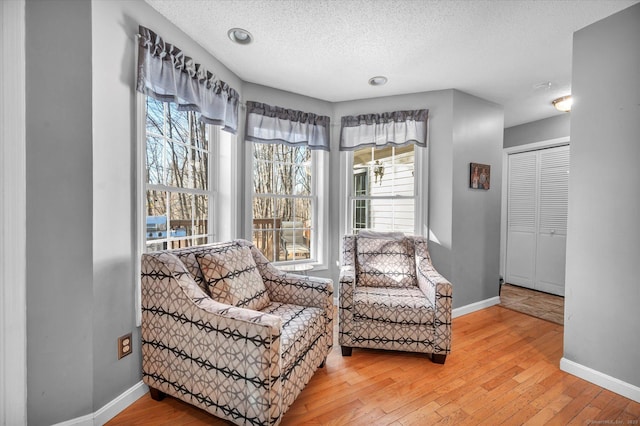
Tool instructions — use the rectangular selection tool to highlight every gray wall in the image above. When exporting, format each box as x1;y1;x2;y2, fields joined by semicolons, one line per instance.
25;1;94;424
504;113;570;149
25;0;244;424
91;0;243;415
450;90;504;307
564;3;640;388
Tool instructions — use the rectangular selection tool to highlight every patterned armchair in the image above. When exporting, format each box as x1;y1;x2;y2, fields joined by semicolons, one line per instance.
141;239;333;425
339;233;452;364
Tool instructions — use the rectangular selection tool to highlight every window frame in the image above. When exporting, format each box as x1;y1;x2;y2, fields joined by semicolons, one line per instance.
245;141;329;269
136;93;221;325
141;96;218;251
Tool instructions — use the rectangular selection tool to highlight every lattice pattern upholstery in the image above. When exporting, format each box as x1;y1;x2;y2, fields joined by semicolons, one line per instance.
141;240;333;426
339;234;452;362
356;236;416;287
197;246;271;311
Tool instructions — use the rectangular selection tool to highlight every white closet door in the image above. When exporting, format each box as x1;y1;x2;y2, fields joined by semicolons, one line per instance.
536;145;569;295
506;145;570;296
506;151;537;288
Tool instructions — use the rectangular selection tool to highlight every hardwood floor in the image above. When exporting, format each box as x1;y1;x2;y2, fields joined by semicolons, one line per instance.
500;283;565;325
107;306;639;425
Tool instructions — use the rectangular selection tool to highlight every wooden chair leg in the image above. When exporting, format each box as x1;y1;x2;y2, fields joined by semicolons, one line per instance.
149;387;166;401
431;353;447;364
341;346;352;356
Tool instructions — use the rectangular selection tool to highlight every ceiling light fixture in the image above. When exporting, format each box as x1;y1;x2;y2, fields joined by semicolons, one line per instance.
368;76;388;86
552;95;573;112
227;28;253;45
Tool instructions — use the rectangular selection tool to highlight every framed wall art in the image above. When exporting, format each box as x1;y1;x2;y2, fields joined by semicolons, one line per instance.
470;163;490;190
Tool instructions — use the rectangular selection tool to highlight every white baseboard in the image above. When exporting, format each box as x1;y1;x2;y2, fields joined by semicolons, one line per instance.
560;358;640;403
452;296;501;318
51;381;148;426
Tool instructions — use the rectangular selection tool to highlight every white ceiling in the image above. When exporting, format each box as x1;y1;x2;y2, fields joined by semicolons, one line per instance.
145;0;638;127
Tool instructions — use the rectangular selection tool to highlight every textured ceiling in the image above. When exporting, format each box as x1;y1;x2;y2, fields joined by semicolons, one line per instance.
145;0;638;127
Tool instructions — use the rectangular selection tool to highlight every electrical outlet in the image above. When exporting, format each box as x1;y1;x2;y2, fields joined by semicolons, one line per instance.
118;333;132;359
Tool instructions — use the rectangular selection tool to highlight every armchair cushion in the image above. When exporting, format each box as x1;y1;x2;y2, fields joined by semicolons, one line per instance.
262;302;325;373
197;246;271;311
354;286;434;325
356;236;416;287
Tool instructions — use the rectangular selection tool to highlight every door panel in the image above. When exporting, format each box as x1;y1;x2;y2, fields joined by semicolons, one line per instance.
505;230;536;287
506;151;537;289
536;233;567;295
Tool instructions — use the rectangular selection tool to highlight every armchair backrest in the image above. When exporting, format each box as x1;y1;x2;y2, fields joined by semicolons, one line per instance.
343;233;430;288
145;239;270;295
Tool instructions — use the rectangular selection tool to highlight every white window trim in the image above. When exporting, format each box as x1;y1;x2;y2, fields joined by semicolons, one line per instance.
1;1;27;423
245;143;329;270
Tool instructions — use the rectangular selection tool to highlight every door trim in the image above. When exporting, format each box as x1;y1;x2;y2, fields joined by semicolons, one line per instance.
1;0;27;424
499;136;570;282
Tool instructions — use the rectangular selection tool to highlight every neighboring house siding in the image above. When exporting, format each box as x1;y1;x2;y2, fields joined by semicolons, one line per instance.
368;151;414;232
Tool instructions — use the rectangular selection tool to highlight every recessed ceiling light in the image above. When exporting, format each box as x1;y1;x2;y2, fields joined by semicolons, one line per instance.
368;76;388;86
552;95;572;112
227;28;253;45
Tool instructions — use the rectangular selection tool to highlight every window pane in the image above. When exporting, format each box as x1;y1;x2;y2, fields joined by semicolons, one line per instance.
274;162;292;195
146;190;167;242
195;236;212;246
253;143;273;161
281;218;310;261
253;160;272;194
146;97;164;136
252;230;278;262
253;196;274;220
169;192;193;236
146;136;166;185
170;239;191;250
192;120;208;151
294;197;312;225
353;145;415;196
276;197;293;222
146;242;166;252
167;142;190;188
193;150;208;190
357;198;414;233
194;194;208;236
168;103;189;144
294;165;311;195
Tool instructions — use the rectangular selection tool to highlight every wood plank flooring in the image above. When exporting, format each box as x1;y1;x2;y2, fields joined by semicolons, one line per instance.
500;284;565;325
107;306;639;425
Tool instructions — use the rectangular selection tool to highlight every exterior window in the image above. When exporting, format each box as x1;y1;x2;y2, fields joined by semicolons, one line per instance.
251;143;315;263
144;96;215;251
350;144;415;233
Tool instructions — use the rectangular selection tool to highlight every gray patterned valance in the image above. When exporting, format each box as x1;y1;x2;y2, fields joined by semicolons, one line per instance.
245;101;330;151
339;109;428;151
136;26;240;134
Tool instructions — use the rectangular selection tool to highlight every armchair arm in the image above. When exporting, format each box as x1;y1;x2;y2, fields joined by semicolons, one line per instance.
263;268;334;310
338;266;356;346
245;243;333;310
417;258;452;353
